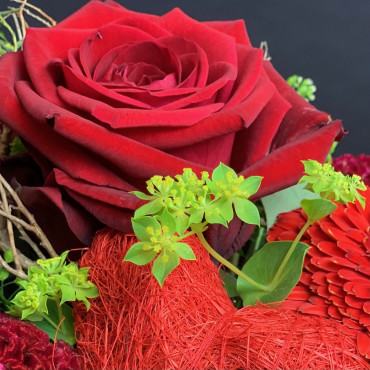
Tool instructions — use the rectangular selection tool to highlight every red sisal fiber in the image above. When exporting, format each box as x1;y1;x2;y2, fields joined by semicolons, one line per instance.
73;228;370;370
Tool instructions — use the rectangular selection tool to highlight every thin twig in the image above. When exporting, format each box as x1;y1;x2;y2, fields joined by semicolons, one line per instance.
0;124;12;158
0;180;22;273
0;174;57;257
11;0;56;26
0;254;27;280
260;41;272;61
11;12;22;42
0;240;37;269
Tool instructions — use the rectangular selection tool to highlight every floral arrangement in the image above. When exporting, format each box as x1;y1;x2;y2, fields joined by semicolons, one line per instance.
0;1;369;369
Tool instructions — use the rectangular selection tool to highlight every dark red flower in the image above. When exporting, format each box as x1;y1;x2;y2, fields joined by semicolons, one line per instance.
333;154;370;186
0;312;80;370
267;187;370;359
0;1;343;257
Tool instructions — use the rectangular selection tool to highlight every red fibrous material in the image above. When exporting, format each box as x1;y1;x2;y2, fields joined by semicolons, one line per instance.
73;229;369;370
268;187;370;359
0;312;80;370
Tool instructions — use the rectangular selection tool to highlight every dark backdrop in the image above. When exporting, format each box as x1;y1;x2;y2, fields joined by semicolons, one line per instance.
30;0;370;155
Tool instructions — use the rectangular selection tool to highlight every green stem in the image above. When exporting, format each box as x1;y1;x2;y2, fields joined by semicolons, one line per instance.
41;312;58;330
0;15;18;51
195;230;269;292
270;219;312;290
49;295;66;335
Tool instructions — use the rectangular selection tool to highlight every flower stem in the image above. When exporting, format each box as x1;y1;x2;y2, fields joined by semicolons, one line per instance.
195;230;269;292
269;219;311;290
41;312;58;330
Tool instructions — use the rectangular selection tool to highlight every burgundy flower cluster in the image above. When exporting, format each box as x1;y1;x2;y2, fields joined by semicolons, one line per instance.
333;154;370;186
0;312;80;370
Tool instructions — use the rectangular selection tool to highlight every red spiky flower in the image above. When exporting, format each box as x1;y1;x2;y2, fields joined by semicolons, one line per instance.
267;187;370;359
0;312;80;370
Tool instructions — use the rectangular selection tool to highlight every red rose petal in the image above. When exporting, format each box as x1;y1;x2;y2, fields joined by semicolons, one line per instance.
57;84;224;128
204;19;251;46
159;8;238;67
61;63;152;109
55;1;139;29
51;114;206;178
23;28;94;106
238;120;343;199
79;25;158;79
20;185;101;248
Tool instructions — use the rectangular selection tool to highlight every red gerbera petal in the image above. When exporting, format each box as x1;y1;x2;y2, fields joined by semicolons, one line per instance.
268;186;370;359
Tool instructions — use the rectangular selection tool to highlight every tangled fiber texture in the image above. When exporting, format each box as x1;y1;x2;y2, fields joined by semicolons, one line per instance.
0;312;80;370
73;229;369;369
333;154;370;186
268;187;370;359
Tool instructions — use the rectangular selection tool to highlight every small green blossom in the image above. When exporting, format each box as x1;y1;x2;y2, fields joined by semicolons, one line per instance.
287;75;316;102
126;163;263;286
8;251;99;344
299;160;366;208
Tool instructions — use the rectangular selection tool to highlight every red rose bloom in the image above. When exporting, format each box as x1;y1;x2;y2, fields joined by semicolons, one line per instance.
267;188;370;359
0;1;343;256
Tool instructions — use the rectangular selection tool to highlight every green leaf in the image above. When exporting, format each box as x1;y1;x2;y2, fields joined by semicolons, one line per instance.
60;285;76;305
188;209;204;225
123;242;158;265
239;176;263;196
33;301;76;345
174;213;190;235
220;271;238;297
130;191;155;200
212;162;236;182
0;268;9;281
9;136;26;155
301;198;337;222
261;183;320;229
132;216;161;241
214;198;234;222
160;208;177;236
134;199;163;217
172;242;196;260
205;211;228;226
4;249;14;263
234;198;260;226
237;241;309;306
152;250;179;287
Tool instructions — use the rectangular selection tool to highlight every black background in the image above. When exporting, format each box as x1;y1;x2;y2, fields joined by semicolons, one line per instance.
28;0;370;156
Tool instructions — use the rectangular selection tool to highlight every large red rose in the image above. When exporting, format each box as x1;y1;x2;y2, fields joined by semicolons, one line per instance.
0;1;343;256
